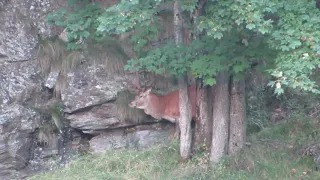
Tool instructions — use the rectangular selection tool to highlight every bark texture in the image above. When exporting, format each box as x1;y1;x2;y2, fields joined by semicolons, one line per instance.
210;71;230;164
192;0;211;152
228;79;246;155
174;0;192;160
173;0;184;45
195;83;212;151
178;78;192;160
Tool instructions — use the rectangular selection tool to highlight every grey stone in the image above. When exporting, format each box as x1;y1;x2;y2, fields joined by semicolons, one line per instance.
66;103;120;134
61;64;135;113
89;130;127;153
0;0;65;61
45;71;60;89
89;123;174;153
132;130;169;149
0;104;41;179
0;0;8;10
0;59;41;108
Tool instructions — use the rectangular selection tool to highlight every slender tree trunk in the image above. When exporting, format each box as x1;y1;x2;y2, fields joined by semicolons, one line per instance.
178;77;192;160
228;78;246;155
192;0;211;152
174;0;192;160
194;83;212;151
210;71;230;164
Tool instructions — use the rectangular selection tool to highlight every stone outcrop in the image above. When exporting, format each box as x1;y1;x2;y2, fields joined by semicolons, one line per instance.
61;63;133;113
0;58;42;108
66;103;120;134
89;123;174;153
0;1;174;179
0;50;169;179
0;0;64;61
0;104;41;179
61;63;153;134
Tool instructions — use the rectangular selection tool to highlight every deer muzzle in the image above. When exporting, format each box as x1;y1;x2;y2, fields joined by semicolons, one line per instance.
129;102;136;108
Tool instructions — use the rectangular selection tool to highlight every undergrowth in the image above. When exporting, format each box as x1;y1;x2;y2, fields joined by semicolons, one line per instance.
29;117;320;180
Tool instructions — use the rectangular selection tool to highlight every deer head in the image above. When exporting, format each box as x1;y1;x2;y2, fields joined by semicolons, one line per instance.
129;88;152;109
128;72;155;109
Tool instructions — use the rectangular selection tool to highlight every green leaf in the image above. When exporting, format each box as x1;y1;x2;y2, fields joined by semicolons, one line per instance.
246;23;256;30
288;40;302;49
205;78;216;86
213;32;223;39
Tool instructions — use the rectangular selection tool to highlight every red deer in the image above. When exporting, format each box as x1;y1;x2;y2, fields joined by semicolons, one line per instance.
128;74;197;123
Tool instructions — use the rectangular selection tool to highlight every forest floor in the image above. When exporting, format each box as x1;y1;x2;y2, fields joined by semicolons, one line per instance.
29;117;320;180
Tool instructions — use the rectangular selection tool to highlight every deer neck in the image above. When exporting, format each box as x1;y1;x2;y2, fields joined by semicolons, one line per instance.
144;94;164;120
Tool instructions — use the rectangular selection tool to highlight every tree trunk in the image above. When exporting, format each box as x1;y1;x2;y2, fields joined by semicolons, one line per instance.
174;0;184;45
174;0;192;160
192;0;211;152
194;82;212;152
178;77;192;160
210;71;230;164
228;78;246;155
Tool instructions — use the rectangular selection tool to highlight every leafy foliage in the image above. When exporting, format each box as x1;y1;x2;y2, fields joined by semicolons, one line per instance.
97;0;164;57
48;0;320;94
266;1;320;95
96;0;275;87
97;0;162;34
198;0;276;37
196;0;319;93
47;0;104;50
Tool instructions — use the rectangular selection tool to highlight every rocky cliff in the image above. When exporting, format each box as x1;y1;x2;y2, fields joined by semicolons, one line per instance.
0;1;174;179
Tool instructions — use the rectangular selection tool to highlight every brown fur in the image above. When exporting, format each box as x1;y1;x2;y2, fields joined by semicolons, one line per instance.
129;86;197;123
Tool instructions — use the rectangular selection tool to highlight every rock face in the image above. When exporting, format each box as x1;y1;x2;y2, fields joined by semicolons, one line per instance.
0;104;41;179
0;58;42;107
0;1;174;179
89;123;175;153
66;104;120;134
62;63;152;134
0;0;64;61
61;64;132;113
0;51;170;179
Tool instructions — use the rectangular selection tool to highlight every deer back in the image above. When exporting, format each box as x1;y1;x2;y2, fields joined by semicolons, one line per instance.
147;86;197;122
129;84;197;122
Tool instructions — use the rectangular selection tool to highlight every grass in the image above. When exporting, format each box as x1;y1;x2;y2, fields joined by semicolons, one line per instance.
29;118;320;180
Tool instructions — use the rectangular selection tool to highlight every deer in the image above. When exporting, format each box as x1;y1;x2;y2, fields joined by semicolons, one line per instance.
128;72;197;124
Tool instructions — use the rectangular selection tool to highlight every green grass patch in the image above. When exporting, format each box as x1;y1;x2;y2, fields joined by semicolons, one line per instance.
29;118;320;180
